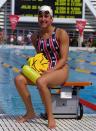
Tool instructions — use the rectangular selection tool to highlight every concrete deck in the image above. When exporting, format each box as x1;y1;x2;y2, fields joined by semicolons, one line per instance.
0;114;96;131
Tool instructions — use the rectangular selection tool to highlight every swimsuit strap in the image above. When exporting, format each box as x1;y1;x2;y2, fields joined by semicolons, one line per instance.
54;27;57;32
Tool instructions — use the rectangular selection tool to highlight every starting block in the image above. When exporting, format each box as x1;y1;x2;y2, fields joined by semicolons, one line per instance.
51;81;92;119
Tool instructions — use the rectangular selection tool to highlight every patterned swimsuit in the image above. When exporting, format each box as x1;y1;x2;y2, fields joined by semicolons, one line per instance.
35;29;60;68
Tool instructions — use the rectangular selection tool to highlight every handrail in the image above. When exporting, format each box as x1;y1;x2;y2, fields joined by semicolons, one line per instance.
0;0;7;8
84;0;96;18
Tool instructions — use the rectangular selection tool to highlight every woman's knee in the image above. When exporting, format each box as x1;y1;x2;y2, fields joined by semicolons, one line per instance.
36;77;47;89
14;74;26;85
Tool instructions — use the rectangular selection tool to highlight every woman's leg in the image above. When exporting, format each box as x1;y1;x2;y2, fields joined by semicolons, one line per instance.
36;65;69;129
14;74;36;122
37;79;56;129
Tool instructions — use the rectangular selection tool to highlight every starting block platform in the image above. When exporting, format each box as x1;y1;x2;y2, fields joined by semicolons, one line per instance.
42;81;92;120
51;81;92;119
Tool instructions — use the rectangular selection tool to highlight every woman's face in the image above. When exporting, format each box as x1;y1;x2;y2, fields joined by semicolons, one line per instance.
38;11;53;28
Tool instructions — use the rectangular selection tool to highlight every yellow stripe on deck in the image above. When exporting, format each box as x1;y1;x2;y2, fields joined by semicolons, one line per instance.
2;63;10;68
90;62;96;66
75;68;90;74
76;59;85;62
12;67;20;73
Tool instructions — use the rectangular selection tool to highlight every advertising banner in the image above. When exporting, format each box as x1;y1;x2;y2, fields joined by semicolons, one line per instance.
76;20;86;36
9;15;19;32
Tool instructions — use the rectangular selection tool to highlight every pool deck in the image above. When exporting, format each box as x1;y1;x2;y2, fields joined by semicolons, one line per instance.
0;45;96;131
0;114;96;131
0;45;96;52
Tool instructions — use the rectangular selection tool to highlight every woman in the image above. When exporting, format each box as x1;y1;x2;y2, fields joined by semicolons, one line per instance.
14;5;69;129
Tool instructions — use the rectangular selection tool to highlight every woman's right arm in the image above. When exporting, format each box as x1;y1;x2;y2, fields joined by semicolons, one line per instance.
25;33;37;59
31;33;37;47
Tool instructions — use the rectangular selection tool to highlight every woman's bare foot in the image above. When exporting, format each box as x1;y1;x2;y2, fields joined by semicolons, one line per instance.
16;112;37;123
48;117;56;129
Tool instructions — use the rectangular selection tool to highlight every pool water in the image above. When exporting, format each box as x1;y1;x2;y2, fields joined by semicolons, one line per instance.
0;48;96;115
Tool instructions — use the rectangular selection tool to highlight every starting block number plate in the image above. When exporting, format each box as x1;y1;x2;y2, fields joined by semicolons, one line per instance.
60;87;72;99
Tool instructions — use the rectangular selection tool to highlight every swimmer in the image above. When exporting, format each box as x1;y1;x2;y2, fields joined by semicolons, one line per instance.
14;5;69;129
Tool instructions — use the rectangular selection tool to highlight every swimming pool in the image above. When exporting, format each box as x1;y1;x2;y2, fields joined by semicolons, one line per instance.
0;46;96;116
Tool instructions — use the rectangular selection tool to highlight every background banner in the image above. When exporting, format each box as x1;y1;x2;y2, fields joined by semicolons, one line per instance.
9;15;19;32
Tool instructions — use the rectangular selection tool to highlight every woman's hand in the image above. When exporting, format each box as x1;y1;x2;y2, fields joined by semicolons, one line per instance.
40;68;55;75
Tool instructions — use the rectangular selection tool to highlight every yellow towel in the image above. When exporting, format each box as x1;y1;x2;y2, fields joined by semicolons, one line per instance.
27;53;49;73
22;53;49;84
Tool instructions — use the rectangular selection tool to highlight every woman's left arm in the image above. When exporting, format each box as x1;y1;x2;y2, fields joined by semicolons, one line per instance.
53;28;69;71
